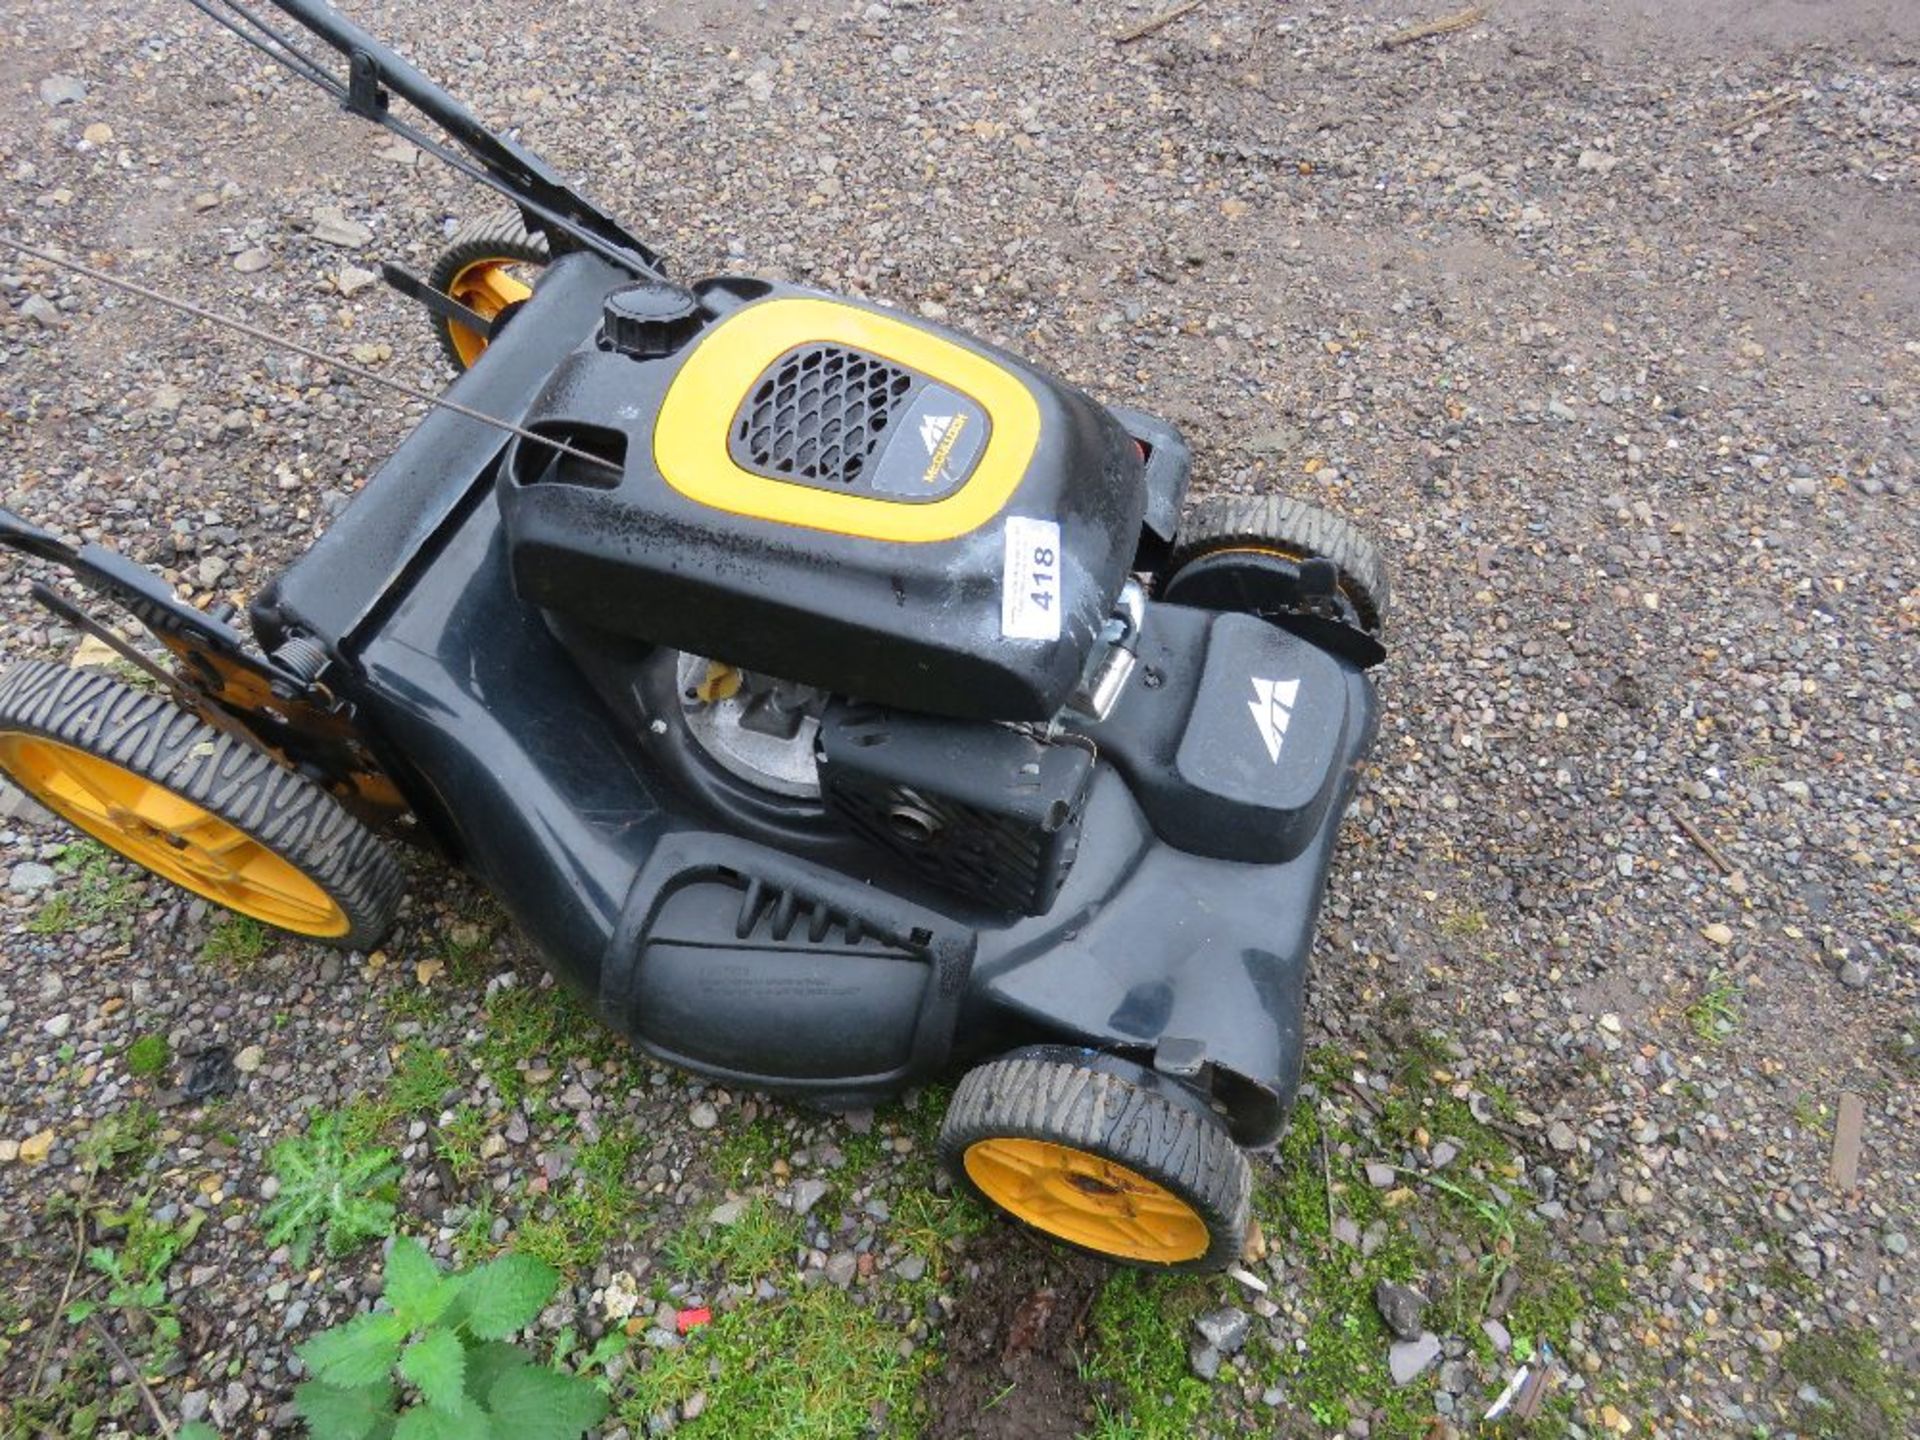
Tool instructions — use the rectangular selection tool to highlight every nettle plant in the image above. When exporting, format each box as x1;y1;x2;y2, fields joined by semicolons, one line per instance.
294;1239;607;1440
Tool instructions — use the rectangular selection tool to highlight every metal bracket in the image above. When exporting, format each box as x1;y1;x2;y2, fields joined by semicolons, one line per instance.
380;262;491;333
346;49;388;120
32;582;289;759
0;506;408;824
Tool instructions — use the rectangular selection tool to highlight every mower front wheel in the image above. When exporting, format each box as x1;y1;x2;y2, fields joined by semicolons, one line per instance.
1165;494;1390;637
939;1049;1251;1270
0;661;402;949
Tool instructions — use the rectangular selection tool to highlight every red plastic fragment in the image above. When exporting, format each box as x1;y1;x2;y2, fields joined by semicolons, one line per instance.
675;1306;712;1335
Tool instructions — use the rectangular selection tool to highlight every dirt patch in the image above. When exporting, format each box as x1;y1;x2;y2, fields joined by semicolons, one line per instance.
1497;0;1920;59
920;1234;1105;1440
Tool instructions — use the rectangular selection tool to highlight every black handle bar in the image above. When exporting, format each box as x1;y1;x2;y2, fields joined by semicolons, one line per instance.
181;0;666;279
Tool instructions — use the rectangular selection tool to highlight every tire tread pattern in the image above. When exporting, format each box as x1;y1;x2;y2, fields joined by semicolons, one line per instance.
0;661;402;949
425;212;551;369
939;1052;1252;1271
1169;493;1391;632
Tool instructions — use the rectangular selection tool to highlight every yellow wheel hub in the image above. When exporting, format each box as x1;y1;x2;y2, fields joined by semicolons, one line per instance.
444;258;536;368
0;734;348;938
964;1136;1209;1263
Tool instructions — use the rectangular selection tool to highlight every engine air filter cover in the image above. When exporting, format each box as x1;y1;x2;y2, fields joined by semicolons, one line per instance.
817;701;1094;916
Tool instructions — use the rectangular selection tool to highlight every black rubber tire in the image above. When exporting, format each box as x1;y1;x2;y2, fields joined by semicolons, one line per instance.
1167;493;1390;634
0;661;403;950
425;211;550;369
939;1050;1251;1272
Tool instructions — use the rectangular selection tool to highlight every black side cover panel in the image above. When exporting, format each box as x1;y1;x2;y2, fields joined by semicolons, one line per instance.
602;834;976;1092
1079;609;1351;863
817;703;1094;916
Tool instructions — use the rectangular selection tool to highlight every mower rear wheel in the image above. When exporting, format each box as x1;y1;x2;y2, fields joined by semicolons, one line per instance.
939;1050;1250;1270
427;212;550;370
0;661;402;949
1165;494;1390;636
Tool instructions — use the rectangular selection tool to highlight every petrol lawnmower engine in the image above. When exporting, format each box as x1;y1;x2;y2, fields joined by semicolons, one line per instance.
500;276;1163;915
501;277;1143;717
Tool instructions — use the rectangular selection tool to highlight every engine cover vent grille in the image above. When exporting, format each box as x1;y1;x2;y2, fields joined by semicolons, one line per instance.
732;344;916;488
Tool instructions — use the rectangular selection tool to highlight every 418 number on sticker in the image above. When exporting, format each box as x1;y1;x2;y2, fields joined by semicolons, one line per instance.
1001;516;1063;641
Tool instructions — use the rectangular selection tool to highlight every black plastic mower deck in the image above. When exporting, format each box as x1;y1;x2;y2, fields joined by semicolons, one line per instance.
253;255;1377;1145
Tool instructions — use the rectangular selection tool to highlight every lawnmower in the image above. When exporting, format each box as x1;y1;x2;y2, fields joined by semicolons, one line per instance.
0;0;1388;1271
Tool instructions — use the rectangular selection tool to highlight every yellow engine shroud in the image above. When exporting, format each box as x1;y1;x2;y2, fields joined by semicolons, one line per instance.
655;298;1042;544
498;281;1147;722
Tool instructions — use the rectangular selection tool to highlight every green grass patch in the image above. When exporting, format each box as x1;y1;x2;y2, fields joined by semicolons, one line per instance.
475;984;569;1104
434;913;500;980
436;1102;492;1184
387;1041;458;1114
334;1042;465;1152
889;1186;990;1282
1783;1327;1916;1439
837;1124;890;1183
1228;1043;1631;1437
614;1285;916;1439
198;914;269;966
337;1095;393;1154
835;1085;950;1193
659;1195;803;1285
383;984;444;1026
123;1033;170;1078
709;1110;789;1187
453;1191;502;1266
509;1124;648;1273
28;840;142;936
1250;1103;1427;1436
27;892;76;935
1082;1270;1221;1438
1685;970;1742;1044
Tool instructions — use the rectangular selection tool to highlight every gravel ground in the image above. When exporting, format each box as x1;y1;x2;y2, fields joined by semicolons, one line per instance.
1;0;1915;1436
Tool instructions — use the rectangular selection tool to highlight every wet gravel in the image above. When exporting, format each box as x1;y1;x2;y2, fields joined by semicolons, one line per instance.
2;0;1916;1435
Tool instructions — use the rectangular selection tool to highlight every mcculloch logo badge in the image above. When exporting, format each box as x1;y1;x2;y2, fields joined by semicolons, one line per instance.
918;412;969;486
1247;676;1300;764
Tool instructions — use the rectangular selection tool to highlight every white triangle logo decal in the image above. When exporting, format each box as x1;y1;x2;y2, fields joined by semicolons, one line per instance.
1247;676;1300;764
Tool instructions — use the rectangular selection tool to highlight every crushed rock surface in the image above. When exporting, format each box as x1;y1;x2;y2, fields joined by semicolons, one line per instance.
1;0;1915;1435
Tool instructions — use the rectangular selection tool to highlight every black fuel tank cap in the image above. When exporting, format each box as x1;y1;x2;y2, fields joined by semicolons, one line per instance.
601;279;703;358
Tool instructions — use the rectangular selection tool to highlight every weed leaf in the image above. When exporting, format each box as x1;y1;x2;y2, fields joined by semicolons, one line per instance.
298;1311;408;1388
398;1327;468;1414
292;1377;396;1439
462;1338;531;1397
384;1237;453;1329
85;1246;123;1280
392;1406;481;1440
263;1115;399;1263
485;1363;608;1440
459;1253;559;1340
